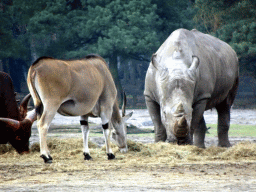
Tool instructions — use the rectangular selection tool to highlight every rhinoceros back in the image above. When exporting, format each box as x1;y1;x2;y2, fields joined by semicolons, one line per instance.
190;29;239;109
144;29;239;110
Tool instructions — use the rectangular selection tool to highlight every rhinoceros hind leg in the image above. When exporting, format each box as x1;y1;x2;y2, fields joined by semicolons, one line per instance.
216;98;231;147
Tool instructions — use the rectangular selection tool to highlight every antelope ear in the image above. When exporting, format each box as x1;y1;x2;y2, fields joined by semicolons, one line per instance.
19;93;31;119
122;111;133;122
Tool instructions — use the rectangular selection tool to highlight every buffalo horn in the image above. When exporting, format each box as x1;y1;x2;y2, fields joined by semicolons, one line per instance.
122;91;127;117
0;109;37;131
0;118;20;131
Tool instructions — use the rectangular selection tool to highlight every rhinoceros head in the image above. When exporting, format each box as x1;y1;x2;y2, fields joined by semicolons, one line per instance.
152;54;199;142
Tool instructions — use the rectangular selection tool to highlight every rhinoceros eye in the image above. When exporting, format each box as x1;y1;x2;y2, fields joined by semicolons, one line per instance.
162;110;167;118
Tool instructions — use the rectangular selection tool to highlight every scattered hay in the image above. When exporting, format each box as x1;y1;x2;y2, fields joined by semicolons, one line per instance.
127;140;144;152
1;138;256;165
221;141;256;160
100;140;256;163
30;138;98;153
0;144;15;154
30;143;40;152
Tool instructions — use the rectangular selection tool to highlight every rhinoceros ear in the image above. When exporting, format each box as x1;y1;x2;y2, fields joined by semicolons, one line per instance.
151;53;160;70
188;56;199;79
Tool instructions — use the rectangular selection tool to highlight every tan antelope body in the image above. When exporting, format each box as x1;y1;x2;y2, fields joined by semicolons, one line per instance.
27;54;132;163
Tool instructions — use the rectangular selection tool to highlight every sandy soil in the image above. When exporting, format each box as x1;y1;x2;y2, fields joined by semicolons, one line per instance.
1;162;256;192
0;109;256;191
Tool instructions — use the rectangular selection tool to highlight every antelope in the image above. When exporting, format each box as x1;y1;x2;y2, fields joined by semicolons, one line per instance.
27;54;132;163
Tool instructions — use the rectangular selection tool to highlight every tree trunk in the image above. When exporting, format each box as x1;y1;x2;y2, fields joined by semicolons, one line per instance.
9;58;22;92
2;58;10;74
123;60;130;83
30;36;38;63
132;95;137;108
129;60;136;85
109;53;123;103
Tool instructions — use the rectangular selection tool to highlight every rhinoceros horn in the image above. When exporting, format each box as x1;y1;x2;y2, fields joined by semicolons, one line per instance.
175;102;185;114
174;115;189;137
178;115;188;127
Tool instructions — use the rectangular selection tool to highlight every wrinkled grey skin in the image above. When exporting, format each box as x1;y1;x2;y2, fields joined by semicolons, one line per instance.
144;29;239;148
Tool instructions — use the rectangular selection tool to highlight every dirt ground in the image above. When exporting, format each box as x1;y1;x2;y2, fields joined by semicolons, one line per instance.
1;138;256;191
0;109;256;191
1;161;256;191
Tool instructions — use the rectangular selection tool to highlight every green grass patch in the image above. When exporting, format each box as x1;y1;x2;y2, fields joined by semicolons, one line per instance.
127;133;155;137
88;124;256;138
206;124;256;137
48;124;256;138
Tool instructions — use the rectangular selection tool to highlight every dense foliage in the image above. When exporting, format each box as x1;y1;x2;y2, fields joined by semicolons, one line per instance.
0;0;255;106
194;0;256;78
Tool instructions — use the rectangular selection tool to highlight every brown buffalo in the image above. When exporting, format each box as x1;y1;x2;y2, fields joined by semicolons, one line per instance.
0;71;36;154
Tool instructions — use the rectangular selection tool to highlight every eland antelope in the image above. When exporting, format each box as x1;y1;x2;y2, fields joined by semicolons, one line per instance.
27;54;132;163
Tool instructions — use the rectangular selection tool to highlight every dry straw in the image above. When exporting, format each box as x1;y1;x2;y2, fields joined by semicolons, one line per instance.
1;138;256;166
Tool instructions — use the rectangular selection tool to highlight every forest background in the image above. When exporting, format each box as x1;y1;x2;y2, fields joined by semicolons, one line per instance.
0;0;255;108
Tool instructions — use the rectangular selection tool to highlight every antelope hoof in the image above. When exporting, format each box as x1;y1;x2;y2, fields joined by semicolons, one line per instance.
83;152;92;160
107;153;115;160
40;154;53;164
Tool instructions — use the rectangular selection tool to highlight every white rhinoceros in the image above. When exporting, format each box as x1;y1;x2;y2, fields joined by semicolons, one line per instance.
144;28;239;148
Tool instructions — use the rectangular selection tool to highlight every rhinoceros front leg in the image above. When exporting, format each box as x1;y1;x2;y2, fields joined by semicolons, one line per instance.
191;99;208;148
215;98;231;147
145;97;167;142
193;117;207;148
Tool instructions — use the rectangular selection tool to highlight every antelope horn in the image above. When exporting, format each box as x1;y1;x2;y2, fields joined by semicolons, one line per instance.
19;93;32;119
178;115;187;127
175;102;185;113
122;91;127;117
